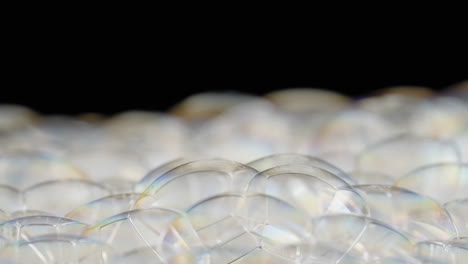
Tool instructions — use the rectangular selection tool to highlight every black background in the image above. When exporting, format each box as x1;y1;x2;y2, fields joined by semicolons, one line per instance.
2;8;468;115
3;30;467;115
4;64;465;115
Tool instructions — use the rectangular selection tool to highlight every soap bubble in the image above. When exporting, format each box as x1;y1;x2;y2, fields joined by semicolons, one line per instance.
184;193;311;263
190;101;292;162
103;111;188;168
84;207;200;263
285;112;334;154
247;153;353;184
265;89;350;113
0;105;38;133
0;235;113;264
65;193;141;225
0;151;87;189
444;199;468;237
446;80;468;100
396;163;468;204
99;179;136;194
0;185;21;213
67;146;149;182
0;128;61;156
414;239;468;263
304;214;414;263
353;185;457;241
9;210;53;218
315;150;357;173
172;92;260;120
35;116;102;147
357;92;424;129
135;159;258;211
37;117;153;182
379;86;434;98
135;158;194;193
22;179;111;216
357;134;461;179
0;215;87;242
408;97;468;139
247;165;368;217
312;109;398;155
183;193;259;263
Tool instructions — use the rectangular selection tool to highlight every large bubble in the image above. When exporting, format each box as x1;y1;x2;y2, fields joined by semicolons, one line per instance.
22;179;111;217
0;235;113;264
304;214;414;263
183;193;311;263
353;185;457;241
247;153;353;184
0;151;87;189
65;193;141;225
247;164;368;217
357;134;461;179
444;199;468;237
84;207;200;263
135;159;258;211
395;163;468;204
0;216;87;243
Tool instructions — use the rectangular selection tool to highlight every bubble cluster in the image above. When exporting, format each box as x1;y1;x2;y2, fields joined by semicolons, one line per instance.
1;83;468;263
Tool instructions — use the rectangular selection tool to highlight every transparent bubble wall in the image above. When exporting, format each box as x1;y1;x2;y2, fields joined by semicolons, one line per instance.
1;83;468;263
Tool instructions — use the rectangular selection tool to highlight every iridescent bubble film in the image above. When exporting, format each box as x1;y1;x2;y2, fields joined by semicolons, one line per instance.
1;82;468;263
